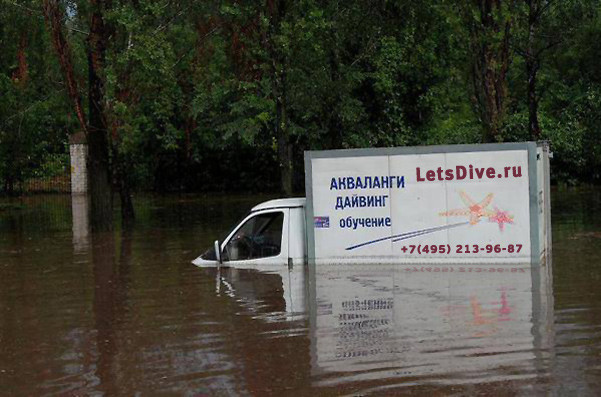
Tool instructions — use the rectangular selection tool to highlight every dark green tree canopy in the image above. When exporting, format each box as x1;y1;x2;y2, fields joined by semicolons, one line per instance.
2;0;601;202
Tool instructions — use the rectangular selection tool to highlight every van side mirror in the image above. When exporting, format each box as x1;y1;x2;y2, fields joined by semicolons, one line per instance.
214;240;222;264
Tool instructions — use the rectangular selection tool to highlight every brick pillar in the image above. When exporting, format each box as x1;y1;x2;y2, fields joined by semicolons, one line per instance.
69;132;90;251
69;132;88;194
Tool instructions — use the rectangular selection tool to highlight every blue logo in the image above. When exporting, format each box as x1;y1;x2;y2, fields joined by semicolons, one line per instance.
314;216;330;228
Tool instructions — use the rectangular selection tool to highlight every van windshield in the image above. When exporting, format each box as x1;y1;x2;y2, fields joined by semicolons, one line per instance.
223;211;284;261
200;212;250;261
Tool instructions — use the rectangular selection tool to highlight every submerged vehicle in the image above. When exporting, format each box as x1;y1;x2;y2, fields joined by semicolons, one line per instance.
193;142;551;267
192;198;307;267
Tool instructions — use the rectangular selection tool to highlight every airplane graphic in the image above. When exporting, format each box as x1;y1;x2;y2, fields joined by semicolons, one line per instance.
440;191;495;225
345;191;515;251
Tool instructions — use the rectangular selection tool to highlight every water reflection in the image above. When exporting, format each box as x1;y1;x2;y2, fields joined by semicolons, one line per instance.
207;263;307;318
4;191;601;394
91;230;131;395
205;259;554;390
309;262;554;388
71;194;90;252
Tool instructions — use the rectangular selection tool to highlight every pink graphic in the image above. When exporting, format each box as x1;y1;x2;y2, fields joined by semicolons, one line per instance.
440;191;514;232
488;207;514;231
498;291;512;319
470;290;514;336
492;289;513;320
440;289;514;337
470;295;491;326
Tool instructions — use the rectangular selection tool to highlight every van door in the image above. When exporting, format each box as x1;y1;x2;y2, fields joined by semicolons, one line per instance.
221;209;289;267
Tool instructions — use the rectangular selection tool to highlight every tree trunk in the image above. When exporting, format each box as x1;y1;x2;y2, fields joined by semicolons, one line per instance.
269;0;292;195
111;121;135;223
42;0;87;133
276;66;292;195
5;176;14;195
43;0;113;229
328;47;343;149
13;33;28;85
114;156;135;224
468;0;513;143
87;0;113;231
526;61;541;140
526;0;541;140
119;181;135;224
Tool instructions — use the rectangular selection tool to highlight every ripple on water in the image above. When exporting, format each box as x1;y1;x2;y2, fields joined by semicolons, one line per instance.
2;191;601;395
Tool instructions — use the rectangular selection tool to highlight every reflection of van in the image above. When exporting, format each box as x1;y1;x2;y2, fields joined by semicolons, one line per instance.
201;258;553;384
193;142;551;267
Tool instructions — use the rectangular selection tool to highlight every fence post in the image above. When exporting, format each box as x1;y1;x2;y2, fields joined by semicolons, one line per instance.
69;131;88;194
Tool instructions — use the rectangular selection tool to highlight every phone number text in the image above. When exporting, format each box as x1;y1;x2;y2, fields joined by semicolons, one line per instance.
398;244;523;255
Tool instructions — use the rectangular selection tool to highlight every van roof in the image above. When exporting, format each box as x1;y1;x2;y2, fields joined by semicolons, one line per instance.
251;197;306;212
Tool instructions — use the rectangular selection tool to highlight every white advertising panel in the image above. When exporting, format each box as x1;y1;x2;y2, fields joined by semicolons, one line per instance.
306;143;543;264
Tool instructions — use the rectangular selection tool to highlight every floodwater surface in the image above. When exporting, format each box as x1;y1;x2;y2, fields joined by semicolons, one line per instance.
1;190;601;395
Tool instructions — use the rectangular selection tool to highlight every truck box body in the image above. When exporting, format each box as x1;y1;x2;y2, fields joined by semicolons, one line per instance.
304;142;551;265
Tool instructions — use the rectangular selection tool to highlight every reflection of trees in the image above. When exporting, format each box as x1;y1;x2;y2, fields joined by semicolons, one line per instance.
550;190;601;393
0;195;93;394
0;195;72;237
92;229;132;395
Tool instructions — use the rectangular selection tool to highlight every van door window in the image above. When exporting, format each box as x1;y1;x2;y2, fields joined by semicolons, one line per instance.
224;212;284;261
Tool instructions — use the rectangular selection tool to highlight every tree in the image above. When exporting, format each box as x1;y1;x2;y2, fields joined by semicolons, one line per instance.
1;1;74;194
86;0;113;230
267;0;292;195
42;0;113;230
515;0;592;140
464;0;516;142
524;0;543;139
5;0;601;195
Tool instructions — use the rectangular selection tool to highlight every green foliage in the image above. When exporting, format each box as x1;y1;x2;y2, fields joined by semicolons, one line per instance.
2;0;601;193
0;4;75;193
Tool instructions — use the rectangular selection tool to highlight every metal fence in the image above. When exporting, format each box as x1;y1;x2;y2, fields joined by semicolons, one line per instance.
8;173;71;194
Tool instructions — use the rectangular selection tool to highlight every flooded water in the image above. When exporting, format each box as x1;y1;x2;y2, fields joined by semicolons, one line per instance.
1;190;601;395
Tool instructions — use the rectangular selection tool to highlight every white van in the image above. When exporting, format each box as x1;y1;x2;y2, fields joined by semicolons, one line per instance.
193;142;551;267
193;198;307;267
